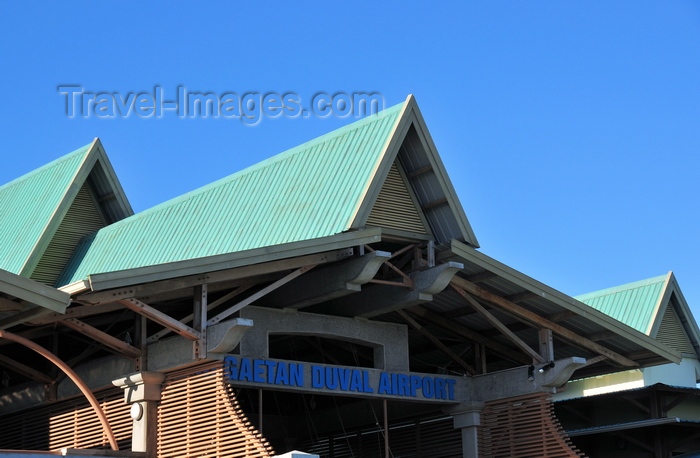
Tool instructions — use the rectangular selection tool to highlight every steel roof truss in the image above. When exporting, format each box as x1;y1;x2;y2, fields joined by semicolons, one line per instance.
398;309;476;375
451;284;544;364
451;275;639;368
118;298;201;341
0;353;53;384
60;318;141;359
207;264;318;326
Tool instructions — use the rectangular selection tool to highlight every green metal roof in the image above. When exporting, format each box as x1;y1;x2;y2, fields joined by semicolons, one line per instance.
575;274;668;334
0;144;92;275
58;102;406;286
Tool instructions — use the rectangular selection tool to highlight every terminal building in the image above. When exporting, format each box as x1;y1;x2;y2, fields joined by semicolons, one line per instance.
0;96;695;457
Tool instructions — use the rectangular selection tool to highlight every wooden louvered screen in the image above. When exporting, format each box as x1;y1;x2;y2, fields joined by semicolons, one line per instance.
30;183;107;286
157;361;273;458
0;387;131;451
478;392;586;458
366;162;428;234
656;304;695;354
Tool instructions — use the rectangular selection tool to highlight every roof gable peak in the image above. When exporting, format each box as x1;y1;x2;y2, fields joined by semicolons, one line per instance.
0;139;132;285
350;95;479;247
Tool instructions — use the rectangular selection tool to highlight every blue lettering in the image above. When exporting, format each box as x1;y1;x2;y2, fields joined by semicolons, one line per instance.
275;361;288;385
397;374;409;396
434;377;445;399
290;363;303;387
224;356;238;380
378;372;391;395
325;367;339;390
445;379;456;400
311;365;323;388
338;368;351;391
239;357;253;382
422;377;434;399
362;370;373;393
264;360;277;383
410;375;421;397
253;359;265;383
350;369;362;392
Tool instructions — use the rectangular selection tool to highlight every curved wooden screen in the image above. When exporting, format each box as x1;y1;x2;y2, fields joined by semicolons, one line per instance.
157;361;273;458
478;392;586;458
0;387;131;451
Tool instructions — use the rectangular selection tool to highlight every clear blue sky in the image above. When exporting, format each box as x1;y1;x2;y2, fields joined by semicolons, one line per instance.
2;2;700;321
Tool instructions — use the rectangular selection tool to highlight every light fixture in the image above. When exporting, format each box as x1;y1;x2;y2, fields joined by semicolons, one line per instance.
538;361;555;374
527;365;535;381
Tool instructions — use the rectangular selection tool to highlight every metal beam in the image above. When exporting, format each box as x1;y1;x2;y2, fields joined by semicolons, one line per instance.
407;306;532;365
118;298;201;341
0;353;54;384
60;318;142;359
398;310;476;375
80;249;353;304
451;285;545;364
207;265;318;326
193;284;208;359
147;283;255;343
27;302;124;325
451;276;639;367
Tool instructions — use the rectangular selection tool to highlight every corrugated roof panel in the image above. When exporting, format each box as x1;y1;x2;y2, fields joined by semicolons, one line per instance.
575;275;667;334
58;104;405;285
0;144;91;275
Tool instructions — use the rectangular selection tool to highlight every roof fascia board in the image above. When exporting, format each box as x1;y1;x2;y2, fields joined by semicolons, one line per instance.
19;140;99;278
0;269;70;314
349;95;414;229
91;138;134;217
449;240;682;364
647;271;673;337
409;102;479;247
86;228;382;292
667;272;700;358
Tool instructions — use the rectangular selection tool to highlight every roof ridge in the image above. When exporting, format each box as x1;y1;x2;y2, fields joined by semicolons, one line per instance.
0;142;93;192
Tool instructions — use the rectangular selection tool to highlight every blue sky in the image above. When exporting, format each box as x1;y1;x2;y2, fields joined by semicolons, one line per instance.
2;2;700;321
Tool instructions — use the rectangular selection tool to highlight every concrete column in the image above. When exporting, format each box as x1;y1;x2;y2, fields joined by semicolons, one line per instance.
445;401;484;458
112;371;165;457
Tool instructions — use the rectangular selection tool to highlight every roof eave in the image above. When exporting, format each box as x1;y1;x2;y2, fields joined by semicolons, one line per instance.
84;228;383;293
0;268;70;314
449;239;682;365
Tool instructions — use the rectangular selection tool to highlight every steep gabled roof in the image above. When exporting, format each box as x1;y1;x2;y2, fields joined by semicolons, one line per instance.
58;95;478;287
576;273;700;358
0;139;132;285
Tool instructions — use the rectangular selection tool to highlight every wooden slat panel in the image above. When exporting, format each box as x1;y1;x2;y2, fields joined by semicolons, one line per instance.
478;392;587;458
157;361;273;458
30;183;107;286
0;387;131;451
366;162;428;234
657;305;695;354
